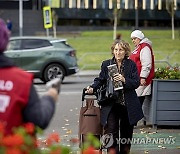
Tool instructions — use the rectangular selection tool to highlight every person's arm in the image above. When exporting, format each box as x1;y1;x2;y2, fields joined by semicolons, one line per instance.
23;85;57;129
140;46;152;78
92;61;108;89
86;60;107;94
139;46;152;85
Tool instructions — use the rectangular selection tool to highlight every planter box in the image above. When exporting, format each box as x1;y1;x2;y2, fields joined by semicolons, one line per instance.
150;79;180;127
142;95;152;124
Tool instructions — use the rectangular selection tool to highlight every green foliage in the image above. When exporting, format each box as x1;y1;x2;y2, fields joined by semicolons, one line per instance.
46;145;71;154
155;66;180;79
0;147;5;154
82;133;101;150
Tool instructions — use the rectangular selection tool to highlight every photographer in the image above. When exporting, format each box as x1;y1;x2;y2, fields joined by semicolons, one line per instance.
0;18;58;135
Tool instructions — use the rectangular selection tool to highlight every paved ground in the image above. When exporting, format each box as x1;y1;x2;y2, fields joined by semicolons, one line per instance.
73;70;100;77
130;121;180;153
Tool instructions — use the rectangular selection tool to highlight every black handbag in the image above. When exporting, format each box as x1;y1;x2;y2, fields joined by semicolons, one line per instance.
96;79;125;106
96;78;116;106
97;59;126;106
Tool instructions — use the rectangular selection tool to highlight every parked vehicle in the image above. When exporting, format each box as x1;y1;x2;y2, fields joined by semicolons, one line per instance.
5;36;79;82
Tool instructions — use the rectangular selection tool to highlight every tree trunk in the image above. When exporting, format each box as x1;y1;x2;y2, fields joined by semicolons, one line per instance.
113;12;117;40
171;9;175;40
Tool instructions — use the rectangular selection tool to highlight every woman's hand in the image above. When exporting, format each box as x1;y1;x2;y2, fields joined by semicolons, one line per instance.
85;86;94;94
113;73;126;83
46;88;59;102
140;78;146;86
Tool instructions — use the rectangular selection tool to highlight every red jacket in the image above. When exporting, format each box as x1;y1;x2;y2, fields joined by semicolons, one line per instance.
130;43;155;85
0;66;33;135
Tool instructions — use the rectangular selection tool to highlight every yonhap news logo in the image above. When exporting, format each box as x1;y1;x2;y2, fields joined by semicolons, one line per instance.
100;134;176;148
130;137;176;145
100;133;114;148
116;137;176;145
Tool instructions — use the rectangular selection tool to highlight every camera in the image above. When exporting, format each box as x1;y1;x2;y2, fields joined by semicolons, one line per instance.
46;77;61;94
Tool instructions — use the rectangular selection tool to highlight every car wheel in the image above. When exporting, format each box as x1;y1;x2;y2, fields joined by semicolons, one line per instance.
43;63;65;82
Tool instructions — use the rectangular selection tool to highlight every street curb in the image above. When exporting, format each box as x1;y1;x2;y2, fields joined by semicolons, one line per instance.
72;70;100;77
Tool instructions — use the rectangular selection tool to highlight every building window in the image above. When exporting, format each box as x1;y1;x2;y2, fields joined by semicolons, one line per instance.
177;0;180;10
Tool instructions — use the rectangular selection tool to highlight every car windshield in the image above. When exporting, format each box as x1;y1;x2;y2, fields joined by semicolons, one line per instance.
7;39;21;50
51;41;72;48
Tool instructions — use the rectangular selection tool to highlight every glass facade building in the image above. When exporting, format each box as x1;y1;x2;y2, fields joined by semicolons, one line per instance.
0;0;179;27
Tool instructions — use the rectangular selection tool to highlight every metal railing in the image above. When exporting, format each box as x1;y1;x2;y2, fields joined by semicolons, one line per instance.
78;50;180;70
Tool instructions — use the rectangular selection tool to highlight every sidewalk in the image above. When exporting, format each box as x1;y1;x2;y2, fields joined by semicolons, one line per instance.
131;122;180;154
73;70;180;153
73;70;100;77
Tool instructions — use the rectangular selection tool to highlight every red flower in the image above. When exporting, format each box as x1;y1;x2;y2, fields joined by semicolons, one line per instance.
0;122;5;135
24;123;35;135
35;139;41;147
46;132;60;146
2;134;24;147
6;147;23;154
83;146;99;154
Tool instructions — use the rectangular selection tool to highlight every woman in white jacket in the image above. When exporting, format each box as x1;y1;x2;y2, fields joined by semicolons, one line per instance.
129;30;155;124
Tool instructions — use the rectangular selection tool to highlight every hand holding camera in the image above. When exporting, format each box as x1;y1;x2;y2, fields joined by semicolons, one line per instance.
46;77;62;94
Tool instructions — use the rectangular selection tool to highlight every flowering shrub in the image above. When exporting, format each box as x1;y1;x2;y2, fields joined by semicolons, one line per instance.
155;66;180;80
0;122;107;154
0;122;39;154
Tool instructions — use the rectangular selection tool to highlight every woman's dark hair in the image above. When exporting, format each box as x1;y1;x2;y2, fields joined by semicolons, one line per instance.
111;40;131;58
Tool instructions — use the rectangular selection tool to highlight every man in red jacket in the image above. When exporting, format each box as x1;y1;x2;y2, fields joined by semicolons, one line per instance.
0;18;58;135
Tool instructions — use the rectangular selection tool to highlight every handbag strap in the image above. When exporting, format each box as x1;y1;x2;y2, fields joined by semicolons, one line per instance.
108;59;113;79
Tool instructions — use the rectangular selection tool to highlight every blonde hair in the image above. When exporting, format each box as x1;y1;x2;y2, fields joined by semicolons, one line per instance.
111;40;131;58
